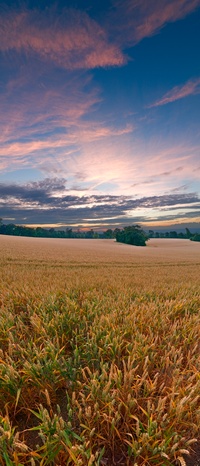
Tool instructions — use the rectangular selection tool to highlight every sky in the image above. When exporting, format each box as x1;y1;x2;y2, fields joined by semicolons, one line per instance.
0;0;200;231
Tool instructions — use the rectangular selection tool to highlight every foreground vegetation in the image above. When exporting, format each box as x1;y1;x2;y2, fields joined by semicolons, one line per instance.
0;236;200;465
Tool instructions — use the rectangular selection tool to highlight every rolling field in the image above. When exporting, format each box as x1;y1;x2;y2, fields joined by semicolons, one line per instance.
0;236;200;465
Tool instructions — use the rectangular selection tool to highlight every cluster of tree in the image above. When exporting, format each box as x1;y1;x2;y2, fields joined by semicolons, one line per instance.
0;220;117;239
0;222;148;246
0;222;99;239
148;228;200;241
190;233;200;242
115;225;148;246
0;219;199;243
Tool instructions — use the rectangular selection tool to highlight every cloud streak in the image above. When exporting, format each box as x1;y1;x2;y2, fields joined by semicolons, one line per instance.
148;78;200;107
109;0;200;46
1;1;199;72
0;7;126;69
0;61;134;177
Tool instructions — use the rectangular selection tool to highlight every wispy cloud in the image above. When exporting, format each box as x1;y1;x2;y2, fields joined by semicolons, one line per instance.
171;184;189;192
0;63;134;178
0;70;100;141
109;0;200;46
72;123;133;143
134;0;200;42
1;1;198;72
0;7;126;69
148;78;200;107
131;167;184;187
0;69;199;199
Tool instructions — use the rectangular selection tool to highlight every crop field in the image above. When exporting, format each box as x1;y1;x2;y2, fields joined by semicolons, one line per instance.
0;235;200;466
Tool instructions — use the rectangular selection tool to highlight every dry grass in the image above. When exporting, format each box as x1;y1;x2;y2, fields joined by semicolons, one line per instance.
0;236;200;465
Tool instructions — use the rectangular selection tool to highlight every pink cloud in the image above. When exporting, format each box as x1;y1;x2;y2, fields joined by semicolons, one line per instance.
73;123;133;143
0;74;134;175
147;78;200;107
108;0;200;46
1;2;198;74
70;139;200;198
0;70;102;148
0;8;126;69
134;0;200;42
0;122;133;167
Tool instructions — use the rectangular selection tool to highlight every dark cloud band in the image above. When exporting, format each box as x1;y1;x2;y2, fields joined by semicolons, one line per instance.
0;178;199;226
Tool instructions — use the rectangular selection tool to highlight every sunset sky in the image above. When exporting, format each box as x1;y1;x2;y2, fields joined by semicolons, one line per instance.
0;0;200;230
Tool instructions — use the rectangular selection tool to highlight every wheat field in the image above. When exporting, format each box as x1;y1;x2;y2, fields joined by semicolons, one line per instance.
0;235;200;465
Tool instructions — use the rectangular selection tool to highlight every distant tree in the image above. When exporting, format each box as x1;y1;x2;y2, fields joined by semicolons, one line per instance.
104;229;114;239
177;232;185;239
66;228;73;238
169;231;178;238
1;219;199;243
85;229;95;239
113;228;121;238
4;224;16;235
186;228;192;238
35;227;46;237
116;225;148;246
148;230;154;238
0;223;6;234
190;233;200;242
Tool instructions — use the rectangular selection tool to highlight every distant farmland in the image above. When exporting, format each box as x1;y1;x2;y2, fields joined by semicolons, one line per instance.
0;236;200;465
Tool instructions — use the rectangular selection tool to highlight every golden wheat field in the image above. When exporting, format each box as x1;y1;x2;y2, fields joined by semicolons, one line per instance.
0;235;200;466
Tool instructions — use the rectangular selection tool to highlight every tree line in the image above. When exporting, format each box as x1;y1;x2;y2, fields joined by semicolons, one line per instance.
148;228;200;242
0;220;199;245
